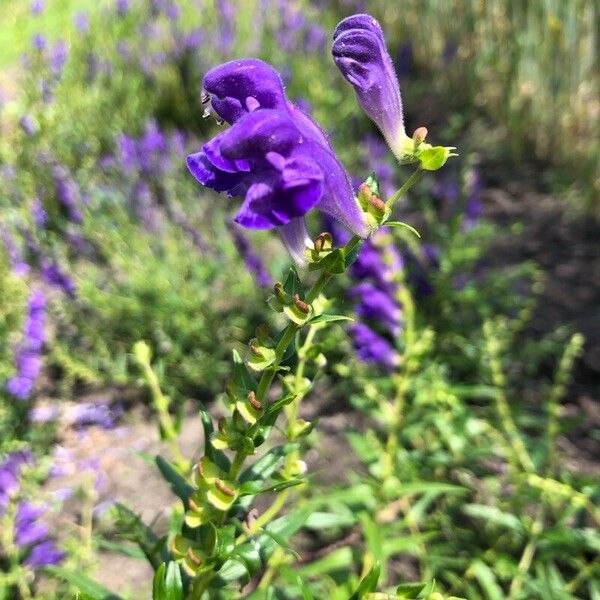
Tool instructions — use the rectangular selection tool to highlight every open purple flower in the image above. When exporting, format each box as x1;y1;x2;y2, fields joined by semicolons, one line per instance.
332;14;408;160
187;59;369;263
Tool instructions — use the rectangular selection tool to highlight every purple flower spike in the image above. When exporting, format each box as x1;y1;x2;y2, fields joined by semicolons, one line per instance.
190;59;370;263
332;14;408;159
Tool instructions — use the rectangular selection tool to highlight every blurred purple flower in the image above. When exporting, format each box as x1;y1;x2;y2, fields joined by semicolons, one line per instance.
53;166;83;223
19;115;37;136
31;0;45;14
40;259;76;296
116;0;129;15
32;198;48;228
227;221;271;287
32;33;46;51
50;40;68;74
0;450;32;511
74;12;89;33
1;229;30;275
6;290;46;400
348;323;399;370
29;404;61;423
71;402;123;430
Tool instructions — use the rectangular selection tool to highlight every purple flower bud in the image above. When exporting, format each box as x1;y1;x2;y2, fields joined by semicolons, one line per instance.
332;14;408;158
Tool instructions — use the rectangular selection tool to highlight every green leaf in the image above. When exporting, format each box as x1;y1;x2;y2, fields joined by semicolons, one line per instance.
304;511;357;530
462;504;524;534
45;566;123;600
470;560;503;600
283;266;302;296
387;481;468;496
155;455;193;508
239;478;304;497
298;547;354;577
344;239;363;268
309;248;345;274
95;538;146;559
232;349;256;391
396;582;427;599
383;221;421;238
239;444;297;483
349;563;380;599
308;313;354;325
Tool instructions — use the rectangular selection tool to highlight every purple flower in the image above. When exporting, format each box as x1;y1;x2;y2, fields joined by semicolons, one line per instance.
29;404;61;423
31;0;45;14
349;282;402;336
40;259;76;296
116;0;129;15
188;59;369;263
24;539;64;567
216;0;235;53
53;166;83;224
332;14;408;159
348;323;399;371
71;402;122;430
32;198;48;228
0;451;32;511
32;33;46;51
227;221;271;287
50;40;68;74
1;229;30;275
19;115;37;136
74;11;89;33
6;290;46;400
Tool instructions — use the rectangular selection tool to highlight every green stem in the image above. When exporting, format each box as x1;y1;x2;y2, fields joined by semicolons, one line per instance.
385;167;423;211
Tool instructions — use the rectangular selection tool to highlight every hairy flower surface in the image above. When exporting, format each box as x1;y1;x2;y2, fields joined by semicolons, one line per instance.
332;14;408;159
188;59;369;262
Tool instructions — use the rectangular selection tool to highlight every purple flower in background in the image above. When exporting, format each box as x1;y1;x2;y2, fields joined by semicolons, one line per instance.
188;59;369;263
0;450;32;511
19;115;37;136
304;24;327;53
32;198;48;228
347;323;399;370
32;33;46;51
40;259;76;296
332;14;408;159
53;166;83;223
227;221;271;287
6;290;46;400
29;404;61;423
31;0;45;14
116;0;130;15
464;168;482;227
74;11;89;33
50;40;68;74
216;0;235;53
70;402;123;430
1;229;30;275
340;225;403;370
24;539;64;567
